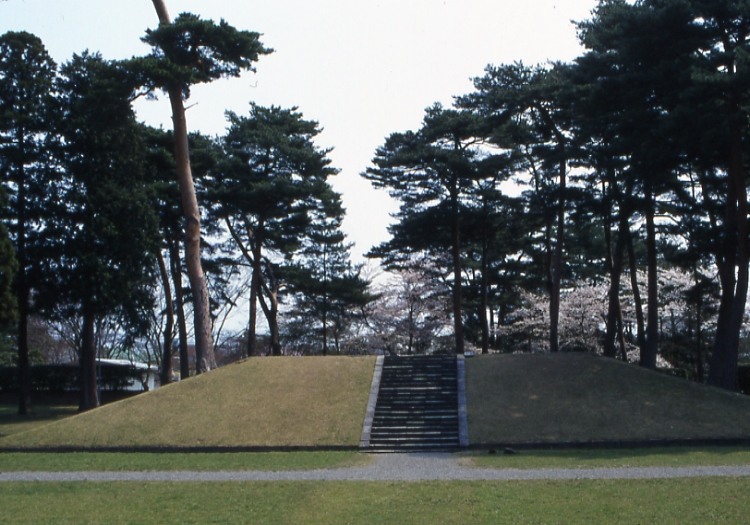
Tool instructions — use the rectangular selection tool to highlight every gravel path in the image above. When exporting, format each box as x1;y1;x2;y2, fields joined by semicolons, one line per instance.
2;453;750;482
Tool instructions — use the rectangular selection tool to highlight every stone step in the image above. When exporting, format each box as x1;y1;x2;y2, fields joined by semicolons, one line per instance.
370;425;457;431
371;435;458;440
374;407;457;412
366;443;460;453
376;398;456;402
370;432;459;439
373;408;457;415
362;354;462;453
375;399;457;405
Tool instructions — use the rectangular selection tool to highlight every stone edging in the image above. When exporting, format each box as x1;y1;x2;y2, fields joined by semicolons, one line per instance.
359;355;384;449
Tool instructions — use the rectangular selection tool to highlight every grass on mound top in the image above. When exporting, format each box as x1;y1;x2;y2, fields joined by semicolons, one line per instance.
0;356;375;449
466;353;750;444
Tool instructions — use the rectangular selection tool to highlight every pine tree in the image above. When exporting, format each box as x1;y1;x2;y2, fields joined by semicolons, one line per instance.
460;62;581;354
0;31;55;414
39;53;161;410
283;192;372;355
207;104;338;356
364;104;493;354
139;2;271;372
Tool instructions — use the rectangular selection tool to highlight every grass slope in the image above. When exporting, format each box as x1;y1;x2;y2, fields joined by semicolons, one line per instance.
466;353;750;444
0;356;375;449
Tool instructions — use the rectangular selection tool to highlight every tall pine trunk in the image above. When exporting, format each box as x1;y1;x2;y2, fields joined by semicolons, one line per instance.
247;268;258;357
151;0;214;374
641;181;658;369
695;294;704;383
709;107;747;391
449;182;464;354
79;305;99;411
604;178;632;360
626;229;646;352
480;236;489;355
604;214;628;358
251;236;282;356
489;306;495;350
549;155;566;353
15;144;30;415
499;303;507;351
168;240;189;379
322;245;328;356
157;250;174;385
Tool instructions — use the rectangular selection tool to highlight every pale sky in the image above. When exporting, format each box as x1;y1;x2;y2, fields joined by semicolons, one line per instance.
1;0;598;261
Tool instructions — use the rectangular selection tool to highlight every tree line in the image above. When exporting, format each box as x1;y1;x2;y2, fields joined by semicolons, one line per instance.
0;4;372;413
364;0;750;392
2;0;750;419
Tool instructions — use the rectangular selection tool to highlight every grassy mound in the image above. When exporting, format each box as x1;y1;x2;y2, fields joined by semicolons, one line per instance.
0;356;375;449
466;353;750;444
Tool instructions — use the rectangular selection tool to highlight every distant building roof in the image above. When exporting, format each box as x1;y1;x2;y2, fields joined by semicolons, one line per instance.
97;358;158;371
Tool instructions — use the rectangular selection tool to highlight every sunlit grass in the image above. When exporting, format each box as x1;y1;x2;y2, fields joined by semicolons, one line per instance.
0;356;376;448
1;478;747;524
0;450;369;471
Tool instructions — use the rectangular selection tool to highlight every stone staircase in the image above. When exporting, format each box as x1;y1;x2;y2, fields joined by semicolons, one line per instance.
363;355;460;453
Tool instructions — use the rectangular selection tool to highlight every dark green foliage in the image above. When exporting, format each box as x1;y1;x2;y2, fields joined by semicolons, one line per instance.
39;53;160;327
207;104;341;355
211;104;338;254
365;104;501;353
0;221;16;331
0;30;56;414
129;12;272;104
0;219;17;372
135;10;272;371
359;0;750;379
0;32;56;149
282;196;373;355
34;53;162;409
572;0;750;383
140;13;272;92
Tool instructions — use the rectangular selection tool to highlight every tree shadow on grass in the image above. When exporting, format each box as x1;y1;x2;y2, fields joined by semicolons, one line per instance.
0;404;77;439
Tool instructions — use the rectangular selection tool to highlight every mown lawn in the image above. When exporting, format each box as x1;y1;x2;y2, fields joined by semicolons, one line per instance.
3;447;750;472
1;478;747;524
462;446;750;469
0;451;368;471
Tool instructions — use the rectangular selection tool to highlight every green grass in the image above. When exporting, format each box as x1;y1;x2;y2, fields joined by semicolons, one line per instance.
5;447;748;472
0;356;376;449
0;451;369;471
466;353;750;444
0;405;78;439
0;479;747;524
462;446;750;469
